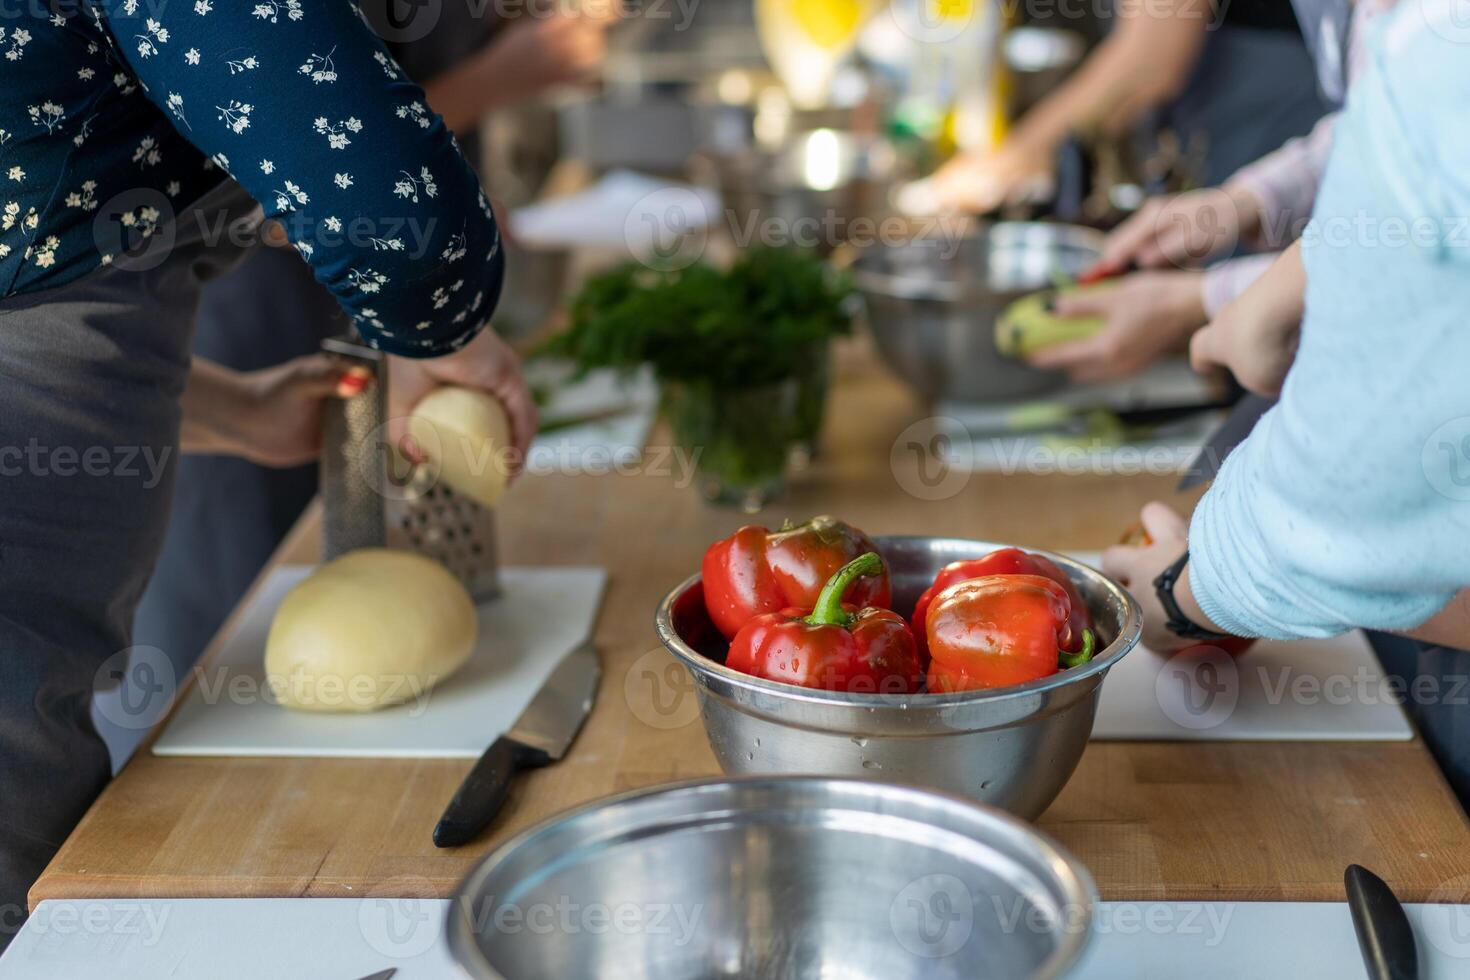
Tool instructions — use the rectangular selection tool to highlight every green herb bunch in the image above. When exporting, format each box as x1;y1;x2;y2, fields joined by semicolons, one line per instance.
543;247;853;389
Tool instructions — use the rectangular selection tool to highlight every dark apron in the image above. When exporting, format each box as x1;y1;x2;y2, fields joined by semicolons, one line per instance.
0;177;261;940
120;8;507;764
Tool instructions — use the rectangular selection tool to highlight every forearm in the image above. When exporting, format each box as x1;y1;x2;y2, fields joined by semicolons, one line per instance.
1009;1;1209;152
421;49;519;136
178;359;252;456
1405;591;1470;649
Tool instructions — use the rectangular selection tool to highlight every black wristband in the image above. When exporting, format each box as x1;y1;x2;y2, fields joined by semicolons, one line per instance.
1152;551;1234;642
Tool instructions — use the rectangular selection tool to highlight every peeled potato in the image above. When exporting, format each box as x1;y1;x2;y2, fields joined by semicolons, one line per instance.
408;386;513;508
265;549;477;713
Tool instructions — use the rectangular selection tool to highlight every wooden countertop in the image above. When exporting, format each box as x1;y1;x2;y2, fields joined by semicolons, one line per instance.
31;338;1470;907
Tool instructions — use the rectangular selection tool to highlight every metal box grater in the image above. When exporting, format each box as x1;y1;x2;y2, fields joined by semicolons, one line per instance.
319;336;502;603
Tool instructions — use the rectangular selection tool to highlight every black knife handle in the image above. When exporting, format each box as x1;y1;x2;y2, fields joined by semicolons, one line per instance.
433;737;550;848
1346;865;1419;980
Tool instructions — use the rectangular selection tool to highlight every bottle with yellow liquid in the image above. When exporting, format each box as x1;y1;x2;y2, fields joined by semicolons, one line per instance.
890;0;1006;154
755;0;877;109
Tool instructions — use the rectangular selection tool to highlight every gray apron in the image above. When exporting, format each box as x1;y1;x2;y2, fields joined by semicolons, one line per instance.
0;177;261;938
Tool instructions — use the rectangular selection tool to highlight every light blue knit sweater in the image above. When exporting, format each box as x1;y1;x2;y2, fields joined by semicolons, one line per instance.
1189;2;1470;639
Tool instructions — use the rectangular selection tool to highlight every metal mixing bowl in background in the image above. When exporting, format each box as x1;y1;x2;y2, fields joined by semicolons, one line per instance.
448;777;1097;980
853;222;1105;403
655;536;1141;820
707;129;902;257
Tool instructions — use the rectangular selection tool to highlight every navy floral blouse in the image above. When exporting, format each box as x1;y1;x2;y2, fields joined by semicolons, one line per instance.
0;0;502;357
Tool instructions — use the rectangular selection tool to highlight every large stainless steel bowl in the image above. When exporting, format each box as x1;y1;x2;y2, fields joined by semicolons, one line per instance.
448;777;1097;979
654;536;1141;819
853;222;1105;403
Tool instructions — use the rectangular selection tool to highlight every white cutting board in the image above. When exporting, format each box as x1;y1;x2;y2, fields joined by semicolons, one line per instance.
1067;553;1413;741
152;566;605;759
5;899;1468;979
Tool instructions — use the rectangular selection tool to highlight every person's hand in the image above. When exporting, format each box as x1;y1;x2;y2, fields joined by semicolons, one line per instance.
388;327;538;476
231;355;363;467
1088;185;1264;278
479;13;610;104
1025;270;1207;383
925;138;1055;214
1189;241;1305;397
1101;502;1193;652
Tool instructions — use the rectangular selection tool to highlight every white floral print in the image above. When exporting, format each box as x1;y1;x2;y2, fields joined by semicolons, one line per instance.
2;1;504;356
395;101;430;130
64;181;99;212
28;102;64;134
252;1;304;24
2;27;33;62
312;116;361;150
132;136;162;168
272;179;309;212
393;167;437;204
299;48;336;84
135;19;169;59
216;101;252;134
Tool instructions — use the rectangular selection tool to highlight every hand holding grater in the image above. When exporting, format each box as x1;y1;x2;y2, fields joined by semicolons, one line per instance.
320;335;502;603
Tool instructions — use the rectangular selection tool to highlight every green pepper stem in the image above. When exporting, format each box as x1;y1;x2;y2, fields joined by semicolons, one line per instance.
805;552;884;627
1059;629;1097;669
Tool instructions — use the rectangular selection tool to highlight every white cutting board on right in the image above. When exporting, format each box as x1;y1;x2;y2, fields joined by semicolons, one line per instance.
1069;553;1414;741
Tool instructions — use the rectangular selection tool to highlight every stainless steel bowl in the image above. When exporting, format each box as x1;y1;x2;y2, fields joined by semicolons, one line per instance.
448;777;1097;979
654;536;1141;819
853;222;1104;403
709;130;902;257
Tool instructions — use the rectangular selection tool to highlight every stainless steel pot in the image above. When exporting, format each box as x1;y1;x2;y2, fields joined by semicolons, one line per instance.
853;222;1104;403
448;776;1097;979
654;536;1141;819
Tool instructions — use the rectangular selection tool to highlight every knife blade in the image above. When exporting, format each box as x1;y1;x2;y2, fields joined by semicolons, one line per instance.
352;970;396;980
433;641;600;848
1177;392;1275;490
1346;864;1419;980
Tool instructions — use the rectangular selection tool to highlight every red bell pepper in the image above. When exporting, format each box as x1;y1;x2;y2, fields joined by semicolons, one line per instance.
726;553;921;694
911;548;1093;664
701;515;891;639
926;574;1095;692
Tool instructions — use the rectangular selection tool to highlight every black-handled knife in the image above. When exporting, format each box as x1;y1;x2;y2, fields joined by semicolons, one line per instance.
433;641;600;848
1346;864;1419;980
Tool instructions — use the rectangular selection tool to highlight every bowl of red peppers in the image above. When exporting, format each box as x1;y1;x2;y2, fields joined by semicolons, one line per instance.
655;516;1143;819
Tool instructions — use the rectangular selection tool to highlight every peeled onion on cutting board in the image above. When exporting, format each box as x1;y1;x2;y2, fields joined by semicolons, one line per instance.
408;385;513;508
265;549;477;713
